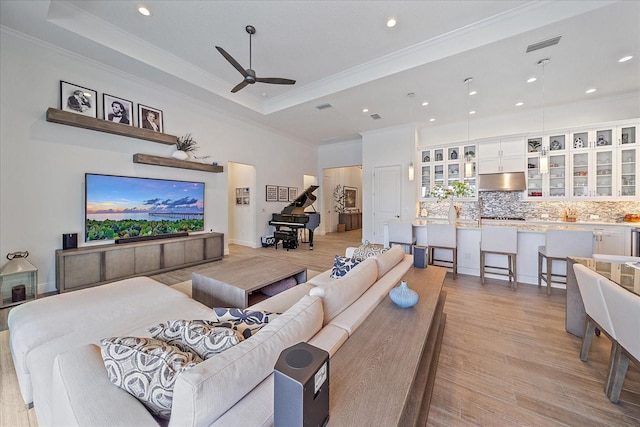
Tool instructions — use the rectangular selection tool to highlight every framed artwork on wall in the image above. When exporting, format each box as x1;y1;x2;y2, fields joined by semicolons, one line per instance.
278;186;289;202
138;104;163;132
103;94;133;125
60;81;97;118
288;187;298;201
266;185;278;201
344;186;357;209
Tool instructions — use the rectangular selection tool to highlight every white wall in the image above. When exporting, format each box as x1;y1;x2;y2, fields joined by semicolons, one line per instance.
0;31;316;293
361;124;418;244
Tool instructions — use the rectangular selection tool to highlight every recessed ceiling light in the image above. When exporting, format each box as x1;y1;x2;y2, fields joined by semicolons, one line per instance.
138;6;151;16
362;108;369;113
585;88;597;94
386;18;397;28
527;77;537;83
421;101;429;106
469;110;476;115
618;55;633;63
469;90;477;96
429;118;436;122
515;102;524;107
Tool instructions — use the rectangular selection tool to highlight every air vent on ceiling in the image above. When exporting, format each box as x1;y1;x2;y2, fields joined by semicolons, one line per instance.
526;36;561;53
370;113;382;120
315;103;332;110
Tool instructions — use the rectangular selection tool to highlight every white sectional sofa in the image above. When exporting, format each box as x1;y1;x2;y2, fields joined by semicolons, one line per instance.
8;245;411;426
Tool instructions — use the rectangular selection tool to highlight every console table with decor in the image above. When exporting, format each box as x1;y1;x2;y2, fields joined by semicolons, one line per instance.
328;265;447;425
338;212;362;231
55;233;224;292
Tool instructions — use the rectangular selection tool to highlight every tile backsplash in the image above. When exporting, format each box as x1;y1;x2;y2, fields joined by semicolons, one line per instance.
419;192;640;223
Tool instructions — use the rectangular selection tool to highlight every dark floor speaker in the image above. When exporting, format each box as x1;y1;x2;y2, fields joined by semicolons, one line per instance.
62;233;78;250
274;342;329;427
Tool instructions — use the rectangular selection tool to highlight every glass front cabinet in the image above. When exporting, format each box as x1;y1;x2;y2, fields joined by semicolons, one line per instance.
420;143;477;200
526;121;638;200
526;133;568;198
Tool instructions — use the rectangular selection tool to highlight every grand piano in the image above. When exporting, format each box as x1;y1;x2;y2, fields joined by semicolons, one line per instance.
269;185;321;250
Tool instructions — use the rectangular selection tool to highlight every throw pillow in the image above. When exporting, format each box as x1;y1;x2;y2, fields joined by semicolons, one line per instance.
260;276;298;296
212;308;279;340
330;255;361;278
148;319;241;359
100;336;202;420
352;240;388;261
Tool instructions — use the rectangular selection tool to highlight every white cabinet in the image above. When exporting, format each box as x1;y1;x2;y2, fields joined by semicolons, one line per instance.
592;227;628;256
478;137;524;173
571;148;616;199
419;143;477;200
619;146;638;198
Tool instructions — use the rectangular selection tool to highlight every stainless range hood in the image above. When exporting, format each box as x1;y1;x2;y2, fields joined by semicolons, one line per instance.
478;172;526;192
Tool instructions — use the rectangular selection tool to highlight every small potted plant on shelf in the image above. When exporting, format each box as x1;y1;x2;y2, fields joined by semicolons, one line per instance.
429;181;472;224
172;133;198;160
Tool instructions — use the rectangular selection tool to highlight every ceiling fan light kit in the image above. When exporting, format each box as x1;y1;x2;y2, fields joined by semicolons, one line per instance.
216;25;296;93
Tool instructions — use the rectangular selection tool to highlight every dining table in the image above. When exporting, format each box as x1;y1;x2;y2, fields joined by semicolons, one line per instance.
566;257;640;337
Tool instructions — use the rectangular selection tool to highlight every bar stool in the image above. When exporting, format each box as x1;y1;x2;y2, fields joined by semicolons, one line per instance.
538;229;593;295
480;226;518;289
387;222;416;254
426;224;457;277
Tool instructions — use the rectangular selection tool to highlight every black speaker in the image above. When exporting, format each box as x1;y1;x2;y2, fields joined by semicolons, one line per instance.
62;233;78;250
274;342;329;427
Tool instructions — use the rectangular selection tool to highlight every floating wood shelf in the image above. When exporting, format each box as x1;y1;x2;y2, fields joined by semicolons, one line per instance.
133;153;224;173
46;107;177;145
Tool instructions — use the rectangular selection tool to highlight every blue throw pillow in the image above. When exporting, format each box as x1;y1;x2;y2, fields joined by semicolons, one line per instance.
330;255;361;279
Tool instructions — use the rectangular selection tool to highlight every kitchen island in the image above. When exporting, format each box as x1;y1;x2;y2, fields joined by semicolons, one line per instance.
384;219;635;288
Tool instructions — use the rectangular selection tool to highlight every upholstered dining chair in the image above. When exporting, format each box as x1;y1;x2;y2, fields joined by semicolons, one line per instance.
539;230;594;295
426;224;457;278
599;276;640;403
573;264;618;394
387;221;416;254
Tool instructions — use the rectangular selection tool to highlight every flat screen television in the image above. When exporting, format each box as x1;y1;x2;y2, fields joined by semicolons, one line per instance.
85;173;205;242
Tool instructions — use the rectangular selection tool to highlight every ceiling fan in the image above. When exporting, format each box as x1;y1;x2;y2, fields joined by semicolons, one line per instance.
216;25;296;93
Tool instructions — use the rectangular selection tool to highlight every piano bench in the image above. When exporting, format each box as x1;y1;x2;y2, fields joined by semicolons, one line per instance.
274;230;298;250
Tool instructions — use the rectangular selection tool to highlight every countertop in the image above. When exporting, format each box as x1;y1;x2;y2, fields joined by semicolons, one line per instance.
411;218;639;232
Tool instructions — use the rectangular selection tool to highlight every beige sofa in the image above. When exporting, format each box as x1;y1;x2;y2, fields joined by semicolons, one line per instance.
9;245;411;426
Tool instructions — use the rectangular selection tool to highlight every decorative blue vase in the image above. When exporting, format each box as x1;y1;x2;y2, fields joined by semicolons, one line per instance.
389;281;419;308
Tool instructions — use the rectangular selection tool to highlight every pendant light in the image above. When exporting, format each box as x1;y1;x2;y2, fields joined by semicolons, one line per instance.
538;59;550;174
464;77;474;178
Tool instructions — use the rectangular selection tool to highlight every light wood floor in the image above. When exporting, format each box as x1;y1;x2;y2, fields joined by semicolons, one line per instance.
1;230;638;426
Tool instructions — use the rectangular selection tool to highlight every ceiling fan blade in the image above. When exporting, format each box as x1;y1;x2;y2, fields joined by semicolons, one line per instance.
231;80;249;93
215;46;247;77
255;77;296;85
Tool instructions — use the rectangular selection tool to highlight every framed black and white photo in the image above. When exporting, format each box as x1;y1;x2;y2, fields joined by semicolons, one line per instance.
60;81;97;118
288;187;298;202
266;185;278;202
278;186;289;202
344;186;357;209
138;104;163;132
103;94;133;126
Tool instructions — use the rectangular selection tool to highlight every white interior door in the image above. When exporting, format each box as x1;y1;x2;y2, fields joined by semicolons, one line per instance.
373;165;401;244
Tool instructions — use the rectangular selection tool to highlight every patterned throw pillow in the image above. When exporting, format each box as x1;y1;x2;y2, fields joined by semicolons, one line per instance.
330;255;361;278
100;337;202;420
352;240;389;261
211;308;279;340
148;319;241;359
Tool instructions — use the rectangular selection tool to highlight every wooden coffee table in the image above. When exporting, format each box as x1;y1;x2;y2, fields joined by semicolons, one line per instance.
191;257;307;308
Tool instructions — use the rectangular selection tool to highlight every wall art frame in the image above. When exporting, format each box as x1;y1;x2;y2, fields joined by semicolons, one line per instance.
103;93;133;126
138;104;163;133
344;186;357;209
60;81;97;118
288;187;298;201
266;185;278;202
278;186;289;202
